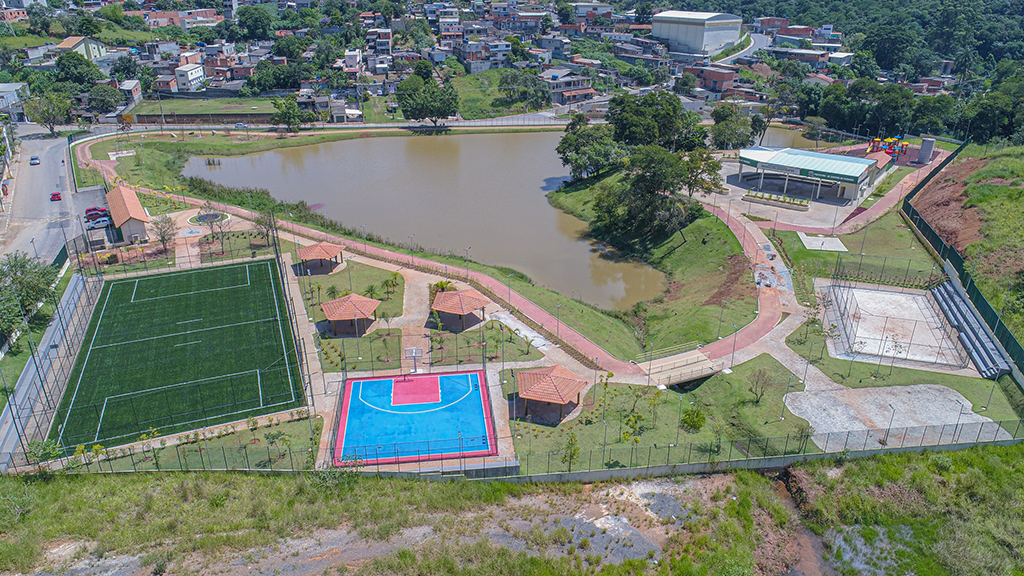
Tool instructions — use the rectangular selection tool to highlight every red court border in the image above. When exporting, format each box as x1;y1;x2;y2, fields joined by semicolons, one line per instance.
334;370;497;466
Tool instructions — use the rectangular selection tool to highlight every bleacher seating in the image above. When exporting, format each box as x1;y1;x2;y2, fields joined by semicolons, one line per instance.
931;282;1012;380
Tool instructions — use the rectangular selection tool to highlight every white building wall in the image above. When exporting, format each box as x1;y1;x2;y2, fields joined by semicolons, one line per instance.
652;12;740;54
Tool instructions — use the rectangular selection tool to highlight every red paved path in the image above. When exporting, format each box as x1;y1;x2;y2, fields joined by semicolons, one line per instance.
697;204;783;364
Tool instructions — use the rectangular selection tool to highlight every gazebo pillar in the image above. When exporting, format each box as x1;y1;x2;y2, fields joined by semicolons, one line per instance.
783;173;790;196
816;178;822;199
758;169;765;191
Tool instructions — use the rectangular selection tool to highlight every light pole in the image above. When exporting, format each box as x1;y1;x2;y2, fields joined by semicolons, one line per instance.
361;223;367;253
983;380;997;412
779;374;793;420
802;341;820;384
464;246;471;279
506;272;513;305
646;341;654;386
882;403;895;446
954;399;969;442
408;234;414;265
29;237;38;259
555;304;563;342
730;323;738;367
346;257;353;291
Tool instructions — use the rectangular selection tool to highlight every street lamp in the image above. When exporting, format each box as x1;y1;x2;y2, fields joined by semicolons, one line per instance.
408;234;415;265
882;403;896;446
802;341;820;384
730;323;738;367
29;237;38;260
954;399;969;443
360;223;367;253
779;374;793;420
506;272;514;305
464;246;471;279
645;341;654;386
555;304;563;341
717;300;728;339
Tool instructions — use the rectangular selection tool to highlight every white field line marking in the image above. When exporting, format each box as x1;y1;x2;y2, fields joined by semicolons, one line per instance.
130;280;251;302
269;260;295;397
177;318;204;325
174;340;202;347
59;285;114;446
104;369;260;400
125;263;257;302
131;279;139;302
94;397;110;442
92;318;277;349
257;370;264;408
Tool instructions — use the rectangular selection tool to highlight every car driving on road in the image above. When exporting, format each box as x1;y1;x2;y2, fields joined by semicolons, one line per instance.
29;156;40;165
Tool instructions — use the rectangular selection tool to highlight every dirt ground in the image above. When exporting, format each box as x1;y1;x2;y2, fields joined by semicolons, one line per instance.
701;253;752;307
911;157;986;252
27;476;835;576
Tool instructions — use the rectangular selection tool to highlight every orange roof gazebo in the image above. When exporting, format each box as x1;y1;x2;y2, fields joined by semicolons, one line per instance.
431;289;489;316
517;365;589;419
320;293;380;334
297;241;345;263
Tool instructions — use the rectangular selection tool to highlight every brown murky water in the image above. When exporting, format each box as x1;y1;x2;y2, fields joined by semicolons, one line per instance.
182;131;666;310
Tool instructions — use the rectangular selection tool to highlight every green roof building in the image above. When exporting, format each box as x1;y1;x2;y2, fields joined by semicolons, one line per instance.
738;147;884;201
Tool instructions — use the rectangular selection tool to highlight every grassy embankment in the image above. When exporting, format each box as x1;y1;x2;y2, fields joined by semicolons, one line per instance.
548;172;758;350
711;33;751;62
450;68;534;120
73;131;649;361
505;353;811;473
954;146;1024;345
797;441;1024;575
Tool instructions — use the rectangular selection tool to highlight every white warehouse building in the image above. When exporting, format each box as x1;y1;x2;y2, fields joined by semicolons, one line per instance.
651;11;742;55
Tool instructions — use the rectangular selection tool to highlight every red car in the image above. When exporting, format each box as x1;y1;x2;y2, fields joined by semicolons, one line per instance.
50;192;61;202
85;206;108;216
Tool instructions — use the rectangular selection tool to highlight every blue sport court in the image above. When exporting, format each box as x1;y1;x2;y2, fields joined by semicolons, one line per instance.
334;370;497;466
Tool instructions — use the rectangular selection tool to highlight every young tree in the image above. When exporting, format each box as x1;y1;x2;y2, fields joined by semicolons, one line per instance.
747;368;773;404
270;97;306;132
561;431;580;472
679;406;706;433
681;148;724;197
412;59;434;81
149;214;179;254
23;93;71;137
253;210;276;243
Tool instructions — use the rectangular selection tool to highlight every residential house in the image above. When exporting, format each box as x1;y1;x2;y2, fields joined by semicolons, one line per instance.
535;34;571;59
118;79;142;105
683;64;736;95
751;16;788;34
803;73;837;87
154;75;177;92
828;51;853;67
54;36;107;62
767;47;828;69
0;9;27;22
174;63;206;91
539;67;596;104
0;83;28;121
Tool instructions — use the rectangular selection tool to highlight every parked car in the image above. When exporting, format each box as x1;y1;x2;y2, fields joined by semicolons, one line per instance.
84;211;108;221
235;122;247;128
50;192;61;201
86;206;108;214
85;207;108;218
85;216;111;230
29;156;40;165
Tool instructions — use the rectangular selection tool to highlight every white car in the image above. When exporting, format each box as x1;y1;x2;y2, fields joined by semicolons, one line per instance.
85;216;112;230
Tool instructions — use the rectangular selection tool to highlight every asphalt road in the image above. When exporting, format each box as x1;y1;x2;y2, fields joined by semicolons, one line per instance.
0;124;82;263
720;33;771;64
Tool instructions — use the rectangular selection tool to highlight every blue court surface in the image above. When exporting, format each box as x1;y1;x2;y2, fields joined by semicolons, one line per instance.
334;370;497;465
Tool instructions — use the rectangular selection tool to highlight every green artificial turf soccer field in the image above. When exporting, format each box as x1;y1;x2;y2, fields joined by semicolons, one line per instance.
51;261;305;449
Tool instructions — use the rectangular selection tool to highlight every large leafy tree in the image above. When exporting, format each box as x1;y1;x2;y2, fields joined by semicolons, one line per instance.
23;93;71;137
54;51;104;90
607;92;706;151
236;5;274;40
0;252;57;339
400;81;459;126
556;118;624;180
269;97;309;132
87;84;124;113
710;103;752;150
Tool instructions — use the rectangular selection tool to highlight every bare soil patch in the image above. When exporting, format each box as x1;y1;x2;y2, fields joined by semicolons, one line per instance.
911;157;986;252
701;254;751;306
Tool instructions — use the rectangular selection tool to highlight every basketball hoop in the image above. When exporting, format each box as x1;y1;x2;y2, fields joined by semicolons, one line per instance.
404;347;423;375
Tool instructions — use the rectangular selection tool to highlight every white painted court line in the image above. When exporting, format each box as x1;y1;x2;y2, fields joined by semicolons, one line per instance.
268;260;295;398
177;318;204;325
174;341;202;347
92;317;277;349
59;284;115;446
128;263;256;303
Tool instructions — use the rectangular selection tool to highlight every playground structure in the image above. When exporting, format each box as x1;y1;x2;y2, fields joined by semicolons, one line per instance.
867;136;910;159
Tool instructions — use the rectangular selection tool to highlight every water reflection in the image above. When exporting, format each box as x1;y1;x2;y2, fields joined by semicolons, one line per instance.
183;131;667;310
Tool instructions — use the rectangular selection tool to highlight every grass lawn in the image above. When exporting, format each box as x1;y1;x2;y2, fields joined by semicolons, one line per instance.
0;27;60;48
508;353;811;474
196;231;296;264
0;272;74;406
131;97;278;116
139;192;188;216
51;262;305;450
96;414;320;473
362;96;405;123
81;249;177;276
859;165;914;209
297;259;405;320
797;442;1024;576
770;210;940;304
317;330;402;372
428;321;543;366
787;318;1021;422
73;164;105;189
451;69;532;120
547;172;758;351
